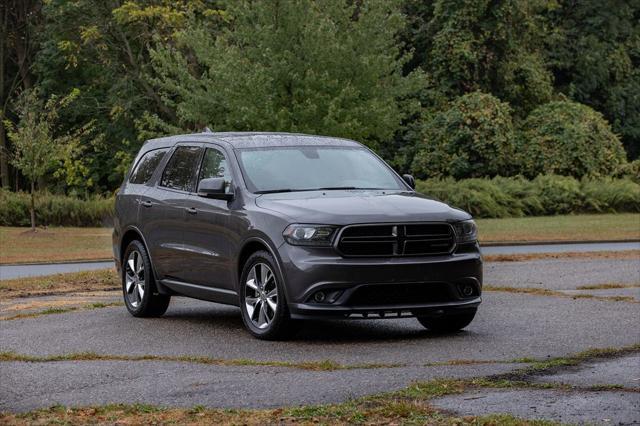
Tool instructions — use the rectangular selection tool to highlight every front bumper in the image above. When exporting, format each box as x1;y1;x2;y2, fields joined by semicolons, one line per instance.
279;243;483;320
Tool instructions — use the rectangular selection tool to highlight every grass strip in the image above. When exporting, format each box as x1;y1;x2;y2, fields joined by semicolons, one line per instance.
576;282;640;290
0;269;119;299
0;386;559;426
0;226;112;264
476;213;640;243
484;250;640;262
484;285;637;303
0;302;122;321
0;351;401;372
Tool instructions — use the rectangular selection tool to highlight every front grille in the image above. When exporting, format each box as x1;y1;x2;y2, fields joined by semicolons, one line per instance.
337;223;455;257
347;282;453;306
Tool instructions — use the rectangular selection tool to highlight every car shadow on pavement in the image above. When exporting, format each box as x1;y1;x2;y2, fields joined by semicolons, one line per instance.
160;302;473;343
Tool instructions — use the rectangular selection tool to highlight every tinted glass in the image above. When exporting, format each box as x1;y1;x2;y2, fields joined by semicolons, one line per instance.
160;146;202;192
199;148;232;193
237;146;405;193
129;148;168;184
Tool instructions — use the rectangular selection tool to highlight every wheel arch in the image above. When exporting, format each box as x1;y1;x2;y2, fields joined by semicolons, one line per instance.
236;236;289;300
119;226;161;283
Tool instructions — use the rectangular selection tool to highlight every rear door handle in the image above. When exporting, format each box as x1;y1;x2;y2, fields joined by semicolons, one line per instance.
186;207;197;215
140;200;153;208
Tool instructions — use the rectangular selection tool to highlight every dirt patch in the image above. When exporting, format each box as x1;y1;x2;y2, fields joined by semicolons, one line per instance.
484;250;640;262
0;269;119;299
483;285;638;303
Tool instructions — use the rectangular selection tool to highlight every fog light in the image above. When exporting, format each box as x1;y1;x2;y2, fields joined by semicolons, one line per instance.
462;285;474;297
314;291;326;302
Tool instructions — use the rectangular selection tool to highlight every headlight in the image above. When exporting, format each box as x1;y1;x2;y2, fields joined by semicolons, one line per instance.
453;220;478;244
283;224;337;246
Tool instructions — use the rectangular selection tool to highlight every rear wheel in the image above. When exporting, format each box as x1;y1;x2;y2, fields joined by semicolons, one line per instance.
122;240;170;317
416;309;477;333
239;250;294;340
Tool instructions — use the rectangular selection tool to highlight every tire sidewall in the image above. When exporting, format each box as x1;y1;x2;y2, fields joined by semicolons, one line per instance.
122;240;154;316
239;251;289;338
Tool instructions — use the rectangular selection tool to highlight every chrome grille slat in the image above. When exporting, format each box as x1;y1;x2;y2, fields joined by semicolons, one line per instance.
337;223;455;257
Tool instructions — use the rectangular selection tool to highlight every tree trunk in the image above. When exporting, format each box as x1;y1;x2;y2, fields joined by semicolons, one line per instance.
30;179;35;231
0;113;8;188
0;4;9;188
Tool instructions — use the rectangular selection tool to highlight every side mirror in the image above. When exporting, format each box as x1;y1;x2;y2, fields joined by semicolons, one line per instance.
197;178;232;200
402;174;416;189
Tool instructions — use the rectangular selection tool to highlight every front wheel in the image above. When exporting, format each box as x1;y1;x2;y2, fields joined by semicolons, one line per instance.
416;309;477;333
239;251;294;340
122;240;170;317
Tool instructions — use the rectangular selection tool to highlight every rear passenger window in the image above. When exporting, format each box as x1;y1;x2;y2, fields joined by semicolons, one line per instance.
160;146;202;192
129;148;168;184
199;148;232;193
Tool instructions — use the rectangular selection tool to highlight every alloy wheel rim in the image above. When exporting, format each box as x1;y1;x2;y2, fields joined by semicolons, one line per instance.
125;250;145;308
245;263;278;329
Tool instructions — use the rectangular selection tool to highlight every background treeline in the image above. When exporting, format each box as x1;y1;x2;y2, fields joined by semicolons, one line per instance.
1;0;639;198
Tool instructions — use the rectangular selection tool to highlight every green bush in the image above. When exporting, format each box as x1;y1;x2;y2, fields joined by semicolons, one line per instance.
412;92;516;179
519;101;628;178
415;175;640;218
0;190;114;227
618;159;640;183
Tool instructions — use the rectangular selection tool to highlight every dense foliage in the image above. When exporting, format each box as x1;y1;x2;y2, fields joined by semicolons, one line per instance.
518;101;627;178
416;175;640;218
0;189;113;227
1;0;638;197
412;92;515;179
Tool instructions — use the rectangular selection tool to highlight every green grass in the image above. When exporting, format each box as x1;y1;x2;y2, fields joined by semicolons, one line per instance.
0;351;400;371
477;213;640;243
0;226;112;264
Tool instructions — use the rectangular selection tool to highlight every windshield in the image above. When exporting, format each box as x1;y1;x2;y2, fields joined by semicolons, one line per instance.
236;146;407;193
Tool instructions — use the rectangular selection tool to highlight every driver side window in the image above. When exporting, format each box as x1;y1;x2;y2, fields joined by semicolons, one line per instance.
199;148;232;193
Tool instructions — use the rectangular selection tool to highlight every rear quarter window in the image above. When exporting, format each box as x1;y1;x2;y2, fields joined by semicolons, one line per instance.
129;148;169;184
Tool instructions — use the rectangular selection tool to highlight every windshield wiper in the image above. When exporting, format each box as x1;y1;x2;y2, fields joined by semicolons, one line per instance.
315;187;386;191
255;187;386;194
254;189;296;194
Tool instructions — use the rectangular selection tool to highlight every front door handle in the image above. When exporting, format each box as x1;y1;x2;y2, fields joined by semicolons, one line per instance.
140;200;153;208
186;207;198;215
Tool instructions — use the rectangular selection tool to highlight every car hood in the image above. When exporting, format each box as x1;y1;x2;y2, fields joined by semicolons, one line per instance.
255;190;470;225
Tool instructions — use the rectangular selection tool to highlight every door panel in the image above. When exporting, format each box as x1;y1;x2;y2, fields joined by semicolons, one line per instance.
141;144;203;280
181;196;236;289
180;147;237;290
139;187;187;279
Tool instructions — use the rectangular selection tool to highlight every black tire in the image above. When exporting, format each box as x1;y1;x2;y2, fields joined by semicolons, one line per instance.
239;250;294;340
122;240;170;317
416;309;477;333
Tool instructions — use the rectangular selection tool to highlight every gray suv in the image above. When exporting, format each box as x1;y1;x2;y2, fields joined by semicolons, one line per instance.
113;132;482;339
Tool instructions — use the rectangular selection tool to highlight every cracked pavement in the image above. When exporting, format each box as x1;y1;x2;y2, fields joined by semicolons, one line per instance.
1;255;639;424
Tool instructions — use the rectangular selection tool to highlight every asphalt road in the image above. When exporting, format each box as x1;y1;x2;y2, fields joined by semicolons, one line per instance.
1;241;639;280
1;256;639;423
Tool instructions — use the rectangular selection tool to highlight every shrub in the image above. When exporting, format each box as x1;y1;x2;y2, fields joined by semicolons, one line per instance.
412;92;516;179
0;190;114;227
519;101;628;178
618;159;640;183
415;175;639;218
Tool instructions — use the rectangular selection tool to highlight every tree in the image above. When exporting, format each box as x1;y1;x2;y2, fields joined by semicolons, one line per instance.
148;0;423;149
412;92;516;179
0;1;42;189
33;0;224;193
518;100;628;178
403;0;553;116
543;0;640;159
4;88;77;230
